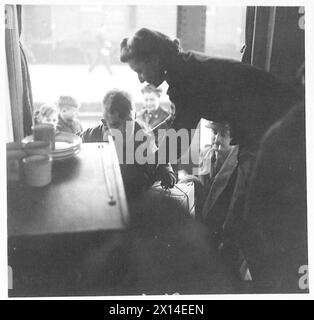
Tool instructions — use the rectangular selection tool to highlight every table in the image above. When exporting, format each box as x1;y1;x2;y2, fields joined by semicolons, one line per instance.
8;142;129;237
7;142;129;296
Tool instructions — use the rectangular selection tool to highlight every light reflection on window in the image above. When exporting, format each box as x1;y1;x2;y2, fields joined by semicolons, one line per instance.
205;6;246;60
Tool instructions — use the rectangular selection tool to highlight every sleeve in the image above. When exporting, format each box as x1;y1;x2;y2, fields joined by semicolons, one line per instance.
79;128;91;143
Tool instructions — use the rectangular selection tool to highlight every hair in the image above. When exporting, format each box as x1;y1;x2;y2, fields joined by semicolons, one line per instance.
102;89;134;121
33;103;58;125
141;84;162;97
120;28;181;66
57;95;79;110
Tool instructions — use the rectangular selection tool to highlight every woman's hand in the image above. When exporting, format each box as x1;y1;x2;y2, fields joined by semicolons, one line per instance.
160;170;177;189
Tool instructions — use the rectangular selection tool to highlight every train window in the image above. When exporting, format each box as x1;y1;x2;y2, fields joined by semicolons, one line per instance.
21;5;177;129
205;6;246;60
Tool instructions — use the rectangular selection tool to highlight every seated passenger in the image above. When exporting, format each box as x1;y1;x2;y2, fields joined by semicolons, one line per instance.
137;84;171;130
33;103;58;128
56;95;83;135
80;89;176;198
180;121;238;222
200;121;239;228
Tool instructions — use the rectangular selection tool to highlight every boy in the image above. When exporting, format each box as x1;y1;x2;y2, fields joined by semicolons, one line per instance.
33;103;58;128
81;89;176;198
138;84;171;130
56;95;83;135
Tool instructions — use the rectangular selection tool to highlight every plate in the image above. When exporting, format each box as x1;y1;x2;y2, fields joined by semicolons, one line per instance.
22;131;82;161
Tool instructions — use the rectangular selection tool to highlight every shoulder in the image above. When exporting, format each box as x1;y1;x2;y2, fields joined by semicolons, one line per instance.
80;123;105;143
261;102;305;152
180;51;271;80
155;107;168;116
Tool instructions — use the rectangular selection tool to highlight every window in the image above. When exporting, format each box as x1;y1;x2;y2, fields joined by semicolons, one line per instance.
21;5;177;129
205;6;246;60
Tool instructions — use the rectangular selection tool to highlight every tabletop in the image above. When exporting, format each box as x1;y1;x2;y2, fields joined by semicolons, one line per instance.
7;141;129;238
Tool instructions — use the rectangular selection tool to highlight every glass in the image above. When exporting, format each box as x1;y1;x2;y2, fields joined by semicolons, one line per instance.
23;155;53;187
21;5;177;130
205;6;246;60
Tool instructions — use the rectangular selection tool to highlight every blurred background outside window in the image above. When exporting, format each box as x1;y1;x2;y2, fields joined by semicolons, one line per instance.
21;5;245;130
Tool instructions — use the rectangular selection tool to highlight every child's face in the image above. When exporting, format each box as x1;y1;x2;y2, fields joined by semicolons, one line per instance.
143;92;159;113
104;110;135;139
105;111;127;134
208;127;231;151
60;106;77;121
41;111;58;128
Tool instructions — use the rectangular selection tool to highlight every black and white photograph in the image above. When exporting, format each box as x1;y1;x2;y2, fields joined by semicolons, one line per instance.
1;0;311;299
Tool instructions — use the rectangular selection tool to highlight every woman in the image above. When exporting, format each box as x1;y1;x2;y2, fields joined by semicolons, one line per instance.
120;28;301;278
120;28;300;150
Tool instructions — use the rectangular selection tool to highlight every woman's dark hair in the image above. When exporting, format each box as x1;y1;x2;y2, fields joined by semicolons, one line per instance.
120;28;181;66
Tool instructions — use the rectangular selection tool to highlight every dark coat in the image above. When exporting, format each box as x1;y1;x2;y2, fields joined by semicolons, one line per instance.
240;102;307;293
57;114;83;135
139;106;170;129
166;51;301;151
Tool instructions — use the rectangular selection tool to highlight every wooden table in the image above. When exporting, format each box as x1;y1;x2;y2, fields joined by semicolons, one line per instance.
7;142;129;296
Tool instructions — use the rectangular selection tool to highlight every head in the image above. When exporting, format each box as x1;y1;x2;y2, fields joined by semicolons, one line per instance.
102;89;135;135
206;121;232;151
35;103;58;128
57;96;79;122
141;84;162;113
120;28;181;87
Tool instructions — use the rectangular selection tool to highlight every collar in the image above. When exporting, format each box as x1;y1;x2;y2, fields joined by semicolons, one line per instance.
59;114;73;126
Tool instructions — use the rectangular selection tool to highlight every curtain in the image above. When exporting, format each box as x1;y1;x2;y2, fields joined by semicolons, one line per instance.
17;5;34;136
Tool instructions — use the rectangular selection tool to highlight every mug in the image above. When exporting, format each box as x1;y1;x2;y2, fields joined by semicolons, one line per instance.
33;124;56;150
23;154;53;187
7;149;26;182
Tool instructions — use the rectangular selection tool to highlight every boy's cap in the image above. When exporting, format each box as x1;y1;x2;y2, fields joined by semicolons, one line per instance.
141;84;162;96
206;121;230;132
57;96;79;109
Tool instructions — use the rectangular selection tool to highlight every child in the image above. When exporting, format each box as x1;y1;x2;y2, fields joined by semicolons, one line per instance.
81;89;176;198
56;95;83;135
138;84;171;130
33;103;58;128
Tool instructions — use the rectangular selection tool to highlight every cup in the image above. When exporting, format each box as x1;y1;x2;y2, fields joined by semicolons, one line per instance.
23;155;53;187
33;124;56;150
24;141;51;156
7;149;26;182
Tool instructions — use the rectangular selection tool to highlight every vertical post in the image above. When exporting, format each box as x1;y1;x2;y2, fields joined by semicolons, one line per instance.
5;4;24;141
177;6;207;52
251;6;275;70
265;7;276;71
128;5;137;32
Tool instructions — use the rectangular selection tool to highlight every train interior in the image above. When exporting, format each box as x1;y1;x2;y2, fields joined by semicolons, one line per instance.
4;5;307;297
